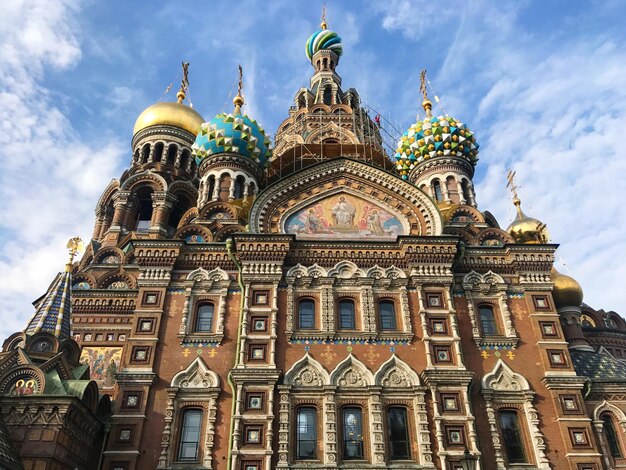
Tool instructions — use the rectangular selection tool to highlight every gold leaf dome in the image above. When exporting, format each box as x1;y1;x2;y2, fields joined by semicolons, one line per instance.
552;268;584;308
133;98;204;136
506;198;549;244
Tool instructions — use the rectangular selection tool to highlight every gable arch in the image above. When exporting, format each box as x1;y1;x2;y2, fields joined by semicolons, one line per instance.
249;158;442;237
329;354;374;388
284;353;330;387
120;170;168;192
171;356;220;389
374;355;421;387
594;400;626;422
482;359;531;391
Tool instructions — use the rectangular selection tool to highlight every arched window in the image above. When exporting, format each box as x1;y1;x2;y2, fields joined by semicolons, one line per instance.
387;407;410;460
168;194;193;233
207;175;216;202
378;301;397;331
234;175;245;200
602;413;623;458
298;299;315;329
338;299;356;330
153;142;164;162
180;149;190;170
195;304;214;332
178;409;202;461
342;407;364;460
141;144;150;163
296;407;317;460
433;180;443;202
166;144;177;165
134;186;154;231
323;87;332;105
498;410;527;464
479;305;498;336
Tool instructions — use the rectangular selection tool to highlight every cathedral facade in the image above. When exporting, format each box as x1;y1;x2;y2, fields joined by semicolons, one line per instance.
1;17;626;470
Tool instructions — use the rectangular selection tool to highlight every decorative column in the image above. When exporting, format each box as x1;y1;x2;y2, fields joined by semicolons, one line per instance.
323;389;338;466
456;180;467;204
150;192;176;235
369;389;386;467
276;386;291;468
110;191;131;232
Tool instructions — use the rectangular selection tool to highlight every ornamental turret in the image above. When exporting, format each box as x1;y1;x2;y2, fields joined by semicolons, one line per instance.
192;67;270;231
395;70;478;207
131;62;202;179
270;10;389;181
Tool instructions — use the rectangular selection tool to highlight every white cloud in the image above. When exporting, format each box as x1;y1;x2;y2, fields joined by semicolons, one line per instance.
377;1;626;315
0;0;125;338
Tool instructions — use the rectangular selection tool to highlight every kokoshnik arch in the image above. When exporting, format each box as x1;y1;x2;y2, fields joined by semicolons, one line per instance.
0;11;624;470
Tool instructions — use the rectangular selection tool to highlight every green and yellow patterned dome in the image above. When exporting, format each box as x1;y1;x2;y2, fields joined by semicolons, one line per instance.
394;114;479;180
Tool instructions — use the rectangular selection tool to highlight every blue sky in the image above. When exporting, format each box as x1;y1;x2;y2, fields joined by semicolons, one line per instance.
1;0;625;339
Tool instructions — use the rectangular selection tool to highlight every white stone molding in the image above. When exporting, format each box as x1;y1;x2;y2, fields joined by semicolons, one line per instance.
592;400;626;469
482;360;550;470
157;357;220;469
374;354;421;388
284;353;330;387
463;270;518;344
329;354;374;388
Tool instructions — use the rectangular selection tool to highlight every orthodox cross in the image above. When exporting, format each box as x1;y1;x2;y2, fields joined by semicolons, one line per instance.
238;65;243;97
181;61;190;93
321;4;327;29
420;69;429;101
65;236;83;271
506;169;519;200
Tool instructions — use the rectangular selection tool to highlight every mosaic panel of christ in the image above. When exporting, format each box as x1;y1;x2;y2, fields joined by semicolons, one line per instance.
285;193;405;240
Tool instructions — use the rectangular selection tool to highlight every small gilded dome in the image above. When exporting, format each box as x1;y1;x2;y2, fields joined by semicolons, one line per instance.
306;28;343;61
133;100;204;136
192;104;271;167
394;115;479;180
506;199;549;244
552;268;584;308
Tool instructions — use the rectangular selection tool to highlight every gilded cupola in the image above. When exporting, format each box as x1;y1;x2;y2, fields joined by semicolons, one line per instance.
133;66;204;137
552;268;584;309
505;171;549;244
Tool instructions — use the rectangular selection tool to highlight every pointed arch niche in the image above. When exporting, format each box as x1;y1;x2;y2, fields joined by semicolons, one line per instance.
157;357;221;469
277;353;435;468
249;158;442;237
178;267;231;344
481;360;550;470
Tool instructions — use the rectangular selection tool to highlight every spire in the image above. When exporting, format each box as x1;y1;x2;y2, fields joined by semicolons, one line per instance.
233;65;244;114
177;61;190;103
420;69;433;118
320;4;327;30
24;237;83;340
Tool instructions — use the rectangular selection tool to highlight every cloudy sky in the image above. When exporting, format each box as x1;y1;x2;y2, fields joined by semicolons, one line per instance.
1;0;625;339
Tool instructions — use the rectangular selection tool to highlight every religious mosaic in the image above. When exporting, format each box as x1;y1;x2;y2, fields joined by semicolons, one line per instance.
80;346;122;389
284;193;405;240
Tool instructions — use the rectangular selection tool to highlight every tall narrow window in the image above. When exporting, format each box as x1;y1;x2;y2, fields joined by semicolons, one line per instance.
343;407;364;460
433;180;443;202
479;305;498;336
461;179;472;202
178;409;202;461
388;407;410;460
323;87;332;105
298;299;315;329
499;410;527;464
338;300;356;330
378;301;397;331
602;414;623;458
195;304;214;332
297;407;317;460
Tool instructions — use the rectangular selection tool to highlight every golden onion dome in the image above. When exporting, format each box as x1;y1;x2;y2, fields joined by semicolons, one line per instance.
133;91;204;136
552;268;584;308
506;197;549;244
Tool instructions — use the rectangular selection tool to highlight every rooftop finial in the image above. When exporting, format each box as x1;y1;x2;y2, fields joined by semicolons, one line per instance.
177;61;190;103
420;69;432;118
233;65;244;113
506;169;524;218
65;236;84;273
320;4;327;29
